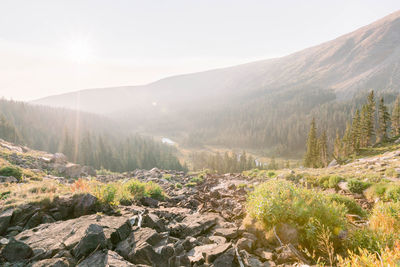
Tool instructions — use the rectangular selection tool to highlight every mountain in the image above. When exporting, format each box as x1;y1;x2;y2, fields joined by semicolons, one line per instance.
33;11;400;156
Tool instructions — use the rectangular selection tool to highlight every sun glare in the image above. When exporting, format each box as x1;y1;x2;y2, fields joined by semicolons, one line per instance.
66;39;93;63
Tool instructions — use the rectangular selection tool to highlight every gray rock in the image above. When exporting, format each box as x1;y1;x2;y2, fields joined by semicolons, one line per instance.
1;238;33;262
31;258;69;267
116;227;164;266
77;250;134;267
72;193;98;217
214;227;238;239
170;213;218;238
0;209;13;235
236;237;254;252
142;213;165;232
213;247;235;267
15;214;132;261
328;159;338;167
72;224;106;259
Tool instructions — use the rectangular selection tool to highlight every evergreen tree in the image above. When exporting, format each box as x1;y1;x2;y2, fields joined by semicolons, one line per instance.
366;90;376;145
392;94;400;136
351;109;361;151
304;118;319;167
333;129;342;160
342;122;352;156
319;130;328;167
377;97;390;143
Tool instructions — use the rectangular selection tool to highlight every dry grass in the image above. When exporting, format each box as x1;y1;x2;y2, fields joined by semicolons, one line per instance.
0;178;70;211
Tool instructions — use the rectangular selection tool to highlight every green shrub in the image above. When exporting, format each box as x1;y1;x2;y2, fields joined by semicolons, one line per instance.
162;174;172;181
346;228;390;254
0;166;22;181
125;179;164;200
365;183;388;200
125;180;146;199
267;171;276;178
385;168;399;178
185;182;197;187
385;185;400;202
100;183;117;204
145;181;164;200
348;179;371;194
328;194;367;218
175;183;182;189
190;176;204;184
247;180;347;254
370;201;400;234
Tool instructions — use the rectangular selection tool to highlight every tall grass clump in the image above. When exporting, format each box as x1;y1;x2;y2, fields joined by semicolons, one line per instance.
0;166;22;181
246;180;347;256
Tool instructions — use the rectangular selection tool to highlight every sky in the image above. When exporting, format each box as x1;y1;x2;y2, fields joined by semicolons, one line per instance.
1;0;400;101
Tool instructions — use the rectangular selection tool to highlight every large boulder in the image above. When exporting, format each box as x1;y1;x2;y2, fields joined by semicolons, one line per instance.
77;250;134;267
72;224;106;259
187;242;231;264
116;227;165;266
14;214;132;261
170;213;219;238
65;163;84;178
1;238;33;262
0;209;13;235
213;247;236;267
72;194;98;217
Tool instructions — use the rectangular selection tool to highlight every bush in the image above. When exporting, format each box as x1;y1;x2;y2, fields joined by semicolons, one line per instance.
0;166;22;181
100;183;118;204
162;174;172;181
385;185;400;202
125;179;164;200
185;182;197;187
347;179;371;194
328;194;367;218
338;241;400;266
190;176;204;184
319;175;343;189
125;180;146;200
144;181;164;200
247;180;347;254
385;168;399;178
175;183;182;189
370;201;400;235
364;183;388;201
346;228;389;254
267;171;276;178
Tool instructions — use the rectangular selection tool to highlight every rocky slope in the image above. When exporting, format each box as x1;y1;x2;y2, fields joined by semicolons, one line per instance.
1;139;400;266
0;139;308;267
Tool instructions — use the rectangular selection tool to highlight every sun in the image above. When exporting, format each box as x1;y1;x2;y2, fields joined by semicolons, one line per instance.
66;39;93;63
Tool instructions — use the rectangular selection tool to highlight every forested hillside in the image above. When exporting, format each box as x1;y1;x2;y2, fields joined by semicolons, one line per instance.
33;11;400;157
0;99;184;171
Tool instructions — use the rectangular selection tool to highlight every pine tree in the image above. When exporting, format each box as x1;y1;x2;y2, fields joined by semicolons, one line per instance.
304;118;319;168
366;90;376;145
392;94;400;136
351;109;361;151
333;129;342;160
319;130;328;167
377;97;390;143
342;122;352;156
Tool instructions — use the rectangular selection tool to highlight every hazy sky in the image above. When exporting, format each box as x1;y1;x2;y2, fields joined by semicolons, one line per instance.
1;0;400;101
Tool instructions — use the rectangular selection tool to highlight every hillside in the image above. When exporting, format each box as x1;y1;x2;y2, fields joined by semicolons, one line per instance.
0;137;400;265
32;11;400;155
0;99;185;172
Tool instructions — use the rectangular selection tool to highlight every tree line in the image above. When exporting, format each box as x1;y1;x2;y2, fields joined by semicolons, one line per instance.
304;90;400;167
190;150;292;173
0;99;186;172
